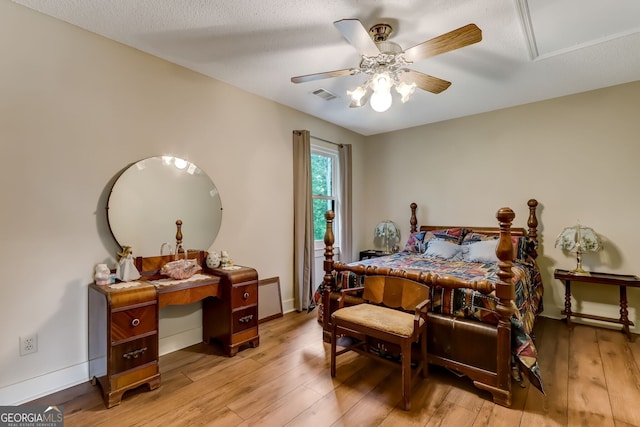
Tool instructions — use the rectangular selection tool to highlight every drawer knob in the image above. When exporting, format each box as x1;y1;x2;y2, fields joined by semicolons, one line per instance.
238;314;254;323
122;347;147;359
243;292;250;300
131;318;140;327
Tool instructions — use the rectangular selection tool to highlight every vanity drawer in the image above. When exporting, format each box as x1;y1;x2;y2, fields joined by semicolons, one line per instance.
232;306;258;332
111;304;157;342
231;282;258;308
111;335;157;374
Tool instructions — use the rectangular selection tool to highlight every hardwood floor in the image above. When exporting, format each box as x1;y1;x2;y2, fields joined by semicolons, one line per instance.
27;312;640;426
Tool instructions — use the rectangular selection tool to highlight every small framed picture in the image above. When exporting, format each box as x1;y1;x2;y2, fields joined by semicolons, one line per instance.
258;277;283;323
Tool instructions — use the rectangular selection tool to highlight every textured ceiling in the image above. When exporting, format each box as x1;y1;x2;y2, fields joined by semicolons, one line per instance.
11;0;640;136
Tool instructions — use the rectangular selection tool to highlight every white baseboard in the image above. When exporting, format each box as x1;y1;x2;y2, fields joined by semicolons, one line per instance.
159;327;203;356
0;363;89;406
0;328;205;406
282;298;296;314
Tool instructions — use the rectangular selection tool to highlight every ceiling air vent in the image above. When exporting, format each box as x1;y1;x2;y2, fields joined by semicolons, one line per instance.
312;88;337;101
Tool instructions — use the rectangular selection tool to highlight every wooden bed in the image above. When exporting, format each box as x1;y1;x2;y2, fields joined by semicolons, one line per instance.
319;199;543;407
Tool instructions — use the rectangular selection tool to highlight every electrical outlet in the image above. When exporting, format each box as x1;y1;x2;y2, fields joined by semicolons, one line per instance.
20;334;38;356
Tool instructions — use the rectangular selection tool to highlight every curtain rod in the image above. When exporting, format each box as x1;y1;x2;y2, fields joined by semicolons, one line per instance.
311;135;343;148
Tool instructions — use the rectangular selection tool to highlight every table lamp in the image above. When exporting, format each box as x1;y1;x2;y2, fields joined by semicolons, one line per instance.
374;220;400;254
555;224;602;276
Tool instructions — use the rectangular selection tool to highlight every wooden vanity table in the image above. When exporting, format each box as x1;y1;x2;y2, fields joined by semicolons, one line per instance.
89;252;259;408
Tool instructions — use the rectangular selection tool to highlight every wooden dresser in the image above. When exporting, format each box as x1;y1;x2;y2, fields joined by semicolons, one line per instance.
88;257;259;407
204;266;260;356
88;282;160;408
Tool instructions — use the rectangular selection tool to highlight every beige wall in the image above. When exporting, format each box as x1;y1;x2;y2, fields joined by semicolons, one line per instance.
363;80;640;336
0;2;365;404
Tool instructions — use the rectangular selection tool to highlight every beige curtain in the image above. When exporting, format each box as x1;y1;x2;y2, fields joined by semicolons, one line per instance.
338;144;353;263
293;130;314;311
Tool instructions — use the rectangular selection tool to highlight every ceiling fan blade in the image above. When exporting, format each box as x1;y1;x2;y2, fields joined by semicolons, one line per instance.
334;19;380;57
403;23;482;63
291;68;357;84
401;69;451;94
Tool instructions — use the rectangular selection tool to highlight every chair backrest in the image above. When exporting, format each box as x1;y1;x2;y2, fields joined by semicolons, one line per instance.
362;276;430;312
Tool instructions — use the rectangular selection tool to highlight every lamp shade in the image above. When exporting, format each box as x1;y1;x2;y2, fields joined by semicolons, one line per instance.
374;220;400;253
555;225;602;253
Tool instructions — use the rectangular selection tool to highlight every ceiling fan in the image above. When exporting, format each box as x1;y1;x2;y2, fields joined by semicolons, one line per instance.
291;19;482;111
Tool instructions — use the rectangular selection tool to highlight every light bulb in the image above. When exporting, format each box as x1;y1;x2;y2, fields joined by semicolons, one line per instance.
396;81;416;103
370;89;392;112
371;73;392;92
347;86;366;106
174;158;188;169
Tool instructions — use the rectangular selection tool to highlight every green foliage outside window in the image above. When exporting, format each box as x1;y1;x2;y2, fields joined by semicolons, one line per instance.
311;152;335;241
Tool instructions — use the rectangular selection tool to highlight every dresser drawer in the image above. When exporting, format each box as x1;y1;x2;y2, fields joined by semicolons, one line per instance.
232;306;258;332
231;282;257;308
111;304;157;342
111;335;157;374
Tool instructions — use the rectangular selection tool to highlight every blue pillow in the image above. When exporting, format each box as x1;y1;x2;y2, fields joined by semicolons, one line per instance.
462;239;499;263
424;240;463;260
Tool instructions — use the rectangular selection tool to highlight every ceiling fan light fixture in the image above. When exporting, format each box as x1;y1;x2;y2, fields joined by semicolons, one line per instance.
396;81;416;103
371;72;393;92
291;20;482;113
370;89;392;112
347;86;370;107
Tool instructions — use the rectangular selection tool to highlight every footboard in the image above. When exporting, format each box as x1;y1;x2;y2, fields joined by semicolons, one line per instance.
320;200;540;407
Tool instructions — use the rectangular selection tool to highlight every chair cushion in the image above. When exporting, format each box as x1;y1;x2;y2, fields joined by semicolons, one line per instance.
332;304;423;337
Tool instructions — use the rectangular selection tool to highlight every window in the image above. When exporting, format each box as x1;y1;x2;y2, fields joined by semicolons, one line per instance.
311;146;339;248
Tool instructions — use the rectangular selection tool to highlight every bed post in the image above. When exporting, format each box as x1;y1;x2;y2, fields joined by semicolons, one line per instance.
527;199;539;259
476;207;515;407
410;203;417;233
321;210;336;337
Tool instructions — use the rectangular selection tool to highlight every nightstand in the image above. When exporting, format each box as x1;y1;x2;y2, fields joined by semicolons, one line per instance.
554;269;640;340
359;250;387;260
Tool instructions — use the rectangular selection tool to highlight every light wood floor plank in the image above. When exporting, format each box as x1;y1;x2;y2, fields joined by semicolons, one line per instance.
521;316;569;426
377;376;451;427
237;385;323;426
596;328;640;426
567;325;615;427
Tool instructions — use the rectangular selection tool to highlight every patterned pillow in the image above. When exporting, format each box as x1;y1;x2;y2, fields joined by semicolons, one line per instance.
462;232;498;245
423;227;467;245
403;231;427;252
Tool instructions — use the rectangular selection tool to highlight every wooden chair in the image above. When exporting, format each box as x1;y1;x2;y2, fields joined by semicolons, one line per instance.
330;275;431;410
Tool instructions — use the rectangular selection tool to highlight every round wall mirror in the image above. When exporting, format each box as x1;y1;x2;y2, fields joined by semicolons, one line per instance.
107;156;222;257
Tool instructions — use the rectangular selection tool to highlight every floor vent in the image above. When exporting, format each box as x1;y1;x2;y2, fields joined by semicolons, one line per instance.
312;88;337;101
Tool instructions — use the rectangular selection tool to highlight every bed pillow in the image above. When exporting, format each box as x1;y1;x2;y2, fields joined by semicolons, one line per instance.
403;231;427;253
462;232;530;263
423;227;467;245
424;239;463;260
462;239;499;263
